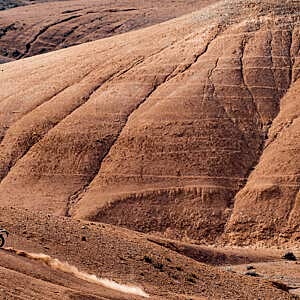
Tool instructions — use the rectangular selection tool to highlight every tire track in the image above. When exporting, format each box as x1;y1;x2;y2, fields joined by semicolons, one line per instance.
2;247;149;298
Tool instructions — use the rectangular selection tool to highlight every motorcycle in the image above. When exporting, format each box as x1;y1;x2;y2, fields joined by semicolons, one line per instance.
0;229;9;248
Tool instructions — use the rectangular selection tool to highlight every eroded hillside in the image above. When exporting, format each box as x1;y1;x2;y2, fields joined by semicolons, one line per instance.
0;0;299;247
0;0;217;60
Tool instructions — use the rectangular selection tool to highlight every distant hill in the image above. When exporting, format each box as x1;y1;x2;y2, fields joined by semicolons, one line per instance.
0;0;74;10
0;0;23;10
0;0;216;61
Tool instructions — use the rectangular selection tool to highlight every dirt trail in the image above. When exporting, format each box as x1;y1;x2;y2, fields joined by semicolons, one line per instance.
2;247;149;298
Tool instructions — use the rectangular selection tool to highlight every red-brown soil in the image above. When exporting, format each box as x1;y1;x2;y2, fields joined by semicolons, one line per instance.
224;255;300;297
0;249;142;300
0;1;300;298
0;0;299;247
147;236;280;266
0;206;294;299
0;0;217;60
224;77;300;245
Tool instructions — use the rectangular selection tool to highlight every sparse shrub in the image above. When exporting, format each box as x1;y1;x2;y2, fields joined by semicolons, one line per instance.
153;262;164;271
282;252;297;261
143;255;153;264
187;277;196;283
143;255;163;271
171;274;179;280
245;271;259;277
187;274;197;283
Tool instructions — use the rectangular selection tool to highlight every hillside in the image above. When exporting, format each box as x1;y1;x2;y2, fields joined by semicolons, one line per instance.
0;0;216;61
224;77;300;245
0;206;294;299
0;0;299;248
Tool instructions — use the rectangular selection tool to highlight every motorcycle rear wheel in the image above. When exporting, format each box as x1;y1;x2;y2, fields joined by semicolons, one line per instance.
0;235;5;248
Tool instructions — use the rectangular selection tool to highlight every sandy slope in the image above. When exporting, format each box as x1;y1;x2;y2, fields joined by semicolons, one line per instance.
0;206;294;299
0;250;139;300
